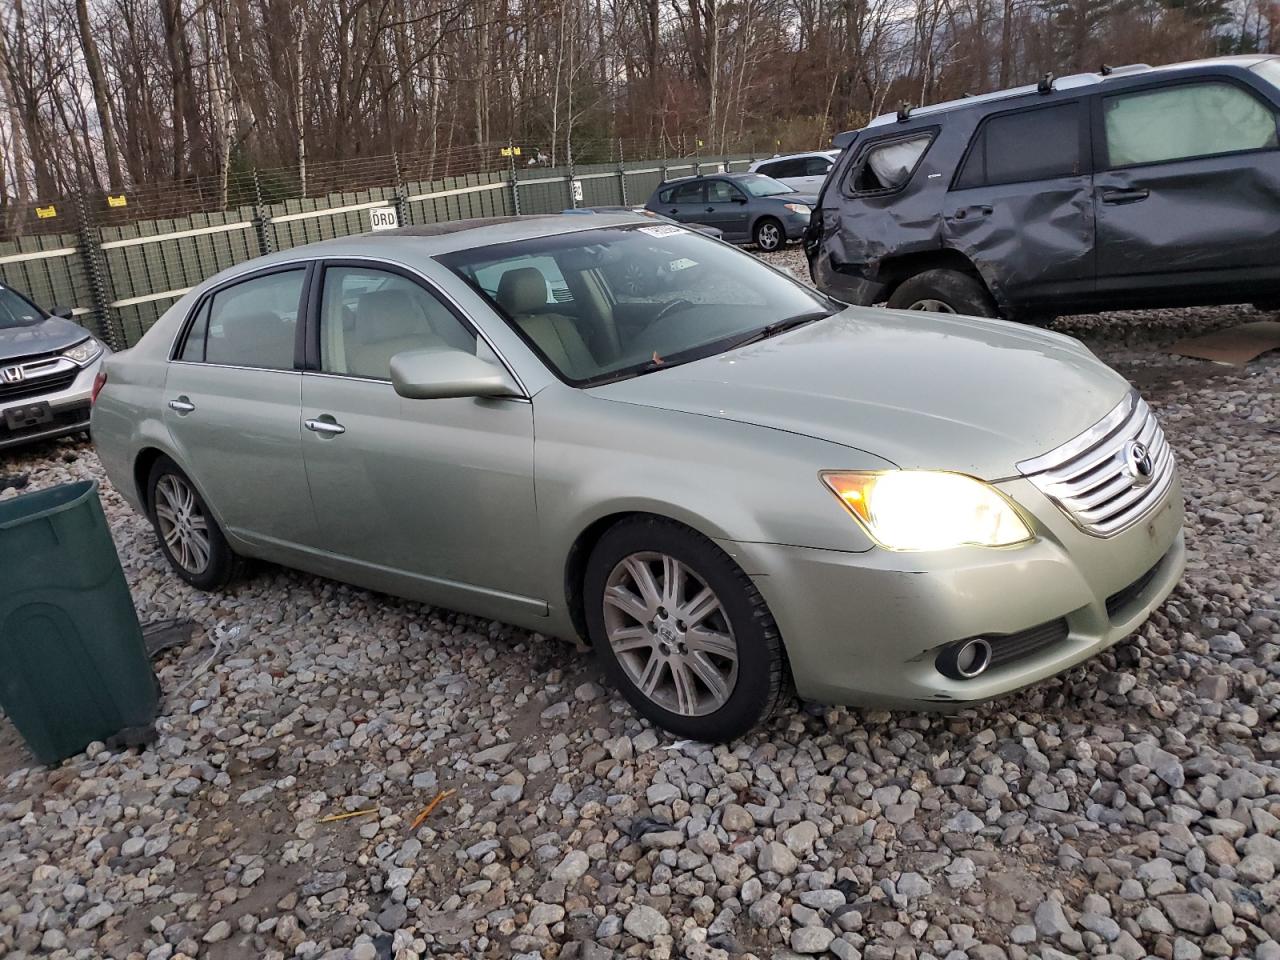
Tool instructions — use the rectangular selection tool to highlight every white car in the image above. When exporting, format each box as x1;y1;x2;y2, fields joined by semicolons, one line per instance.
747;151;841;193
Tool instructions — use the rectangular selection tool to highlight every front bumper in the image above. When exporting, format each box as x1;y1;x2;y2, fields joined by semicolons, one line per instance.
724;472;1185;709
0;356;103;451
784;213;812;241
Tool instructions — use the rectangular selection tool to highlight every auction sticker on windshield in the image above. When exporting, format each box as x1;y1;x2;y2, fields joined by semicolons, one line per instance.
638;224;685;237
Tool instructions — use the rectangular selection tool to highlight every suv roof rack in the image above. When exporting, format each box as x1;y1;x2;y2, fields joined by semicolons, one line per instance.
862;62;1155;129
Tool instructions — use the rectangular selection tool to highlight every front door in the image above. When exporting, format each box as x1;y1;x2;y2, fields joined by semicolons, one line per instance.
298;262;543;622
1093;78;1280;303
163;266;319;555
703;179;752;240
942;100;1095;310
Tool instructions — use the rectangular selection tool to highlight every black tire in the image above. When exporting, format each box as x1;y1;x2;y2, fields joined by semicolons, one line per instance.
753;217;785;253
583;516;787;741
146;455;238;590
1253;301;1280;313
886;268;997;317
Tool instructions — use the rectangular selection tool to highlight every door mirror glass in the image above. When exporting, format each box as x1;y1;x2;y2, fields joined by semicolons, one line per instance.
390;348;521;400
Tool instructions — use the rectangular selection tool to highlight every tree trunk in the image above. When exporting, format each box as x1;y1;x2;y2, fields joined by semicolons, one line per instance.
75;0;123;189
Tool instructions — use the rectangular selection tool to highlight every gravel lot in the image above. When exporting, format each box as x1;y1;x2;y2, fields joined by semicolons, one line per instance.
1;246;1278;960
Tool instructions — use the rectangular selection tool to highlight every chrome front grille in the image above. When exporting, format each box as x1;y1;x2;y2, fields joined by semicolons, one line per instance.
1017;391;1176;537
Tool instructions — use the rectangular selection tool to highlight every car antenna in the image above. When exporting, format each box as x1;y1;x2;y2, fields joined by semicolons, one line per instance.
1037;73;1055;94
896;102;913;123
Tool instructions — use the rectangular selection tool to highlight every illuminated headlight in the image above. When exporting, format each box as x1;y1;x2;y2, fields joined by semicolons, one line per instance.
61;337;103;366
822;470;1032;551
783;203;811;215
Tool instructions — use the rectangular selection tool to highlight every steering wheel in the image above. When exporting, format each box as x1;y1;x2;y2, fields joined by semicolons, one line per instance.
651;298;697;325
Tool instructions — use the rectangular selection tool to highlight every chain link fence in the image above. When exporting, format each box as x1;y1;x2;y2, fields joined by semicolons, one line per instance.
0;138;775;349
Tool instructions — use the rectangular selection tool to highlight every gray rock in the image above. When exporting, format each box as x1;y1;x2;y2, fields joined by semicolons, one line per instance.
622;904;669;942
1159;894;1212;935
790;926;835;954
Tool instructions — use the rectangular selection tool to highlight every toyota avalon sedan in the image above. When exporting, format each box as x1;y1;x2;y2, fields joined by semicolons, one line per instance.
92;214;1184;740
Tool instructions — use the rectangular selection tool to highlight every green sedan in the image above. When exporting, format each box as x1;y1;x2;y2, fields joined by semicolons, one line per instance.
92;214;1184;741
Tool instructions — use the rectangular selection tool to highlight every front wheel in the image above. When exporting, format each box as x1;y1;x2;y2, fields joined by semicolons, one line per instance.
754;217;784;253
147;455;238;590
886;268;997;317
584;517;787;741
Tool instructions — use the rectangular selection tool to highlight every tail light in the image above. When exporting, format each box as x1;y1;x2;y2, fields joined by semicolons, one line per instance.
91;370;107;404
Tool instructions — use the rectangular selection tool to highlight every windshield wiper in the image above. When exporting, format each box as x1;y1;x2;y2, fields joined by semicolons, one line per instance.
722;310;832;352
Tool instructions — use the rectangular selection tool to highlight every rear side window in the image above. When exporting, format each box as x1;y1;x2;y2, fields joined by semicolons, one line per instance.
955;103;1082;188
663;181;704;204
848;134;933;194
803;156;833;176
1103;82;1278;167
197;269;306;370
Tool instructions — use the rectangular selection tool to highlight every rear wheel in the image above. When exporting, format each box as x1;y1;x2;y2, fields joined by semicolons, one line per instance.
754;217;784;253
887;268;997;317
584;516;786;741
147;455;238;590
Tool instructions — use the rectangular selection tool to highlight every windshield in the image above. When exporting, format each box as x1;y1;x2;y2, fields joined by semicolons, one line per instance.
439;224;835;385
738;174;795;197
1252;58;1280;93
0;286;45;329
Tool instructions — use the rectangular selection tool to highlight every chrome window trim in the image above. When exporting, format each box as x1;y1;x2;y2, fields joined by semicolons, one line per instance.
298;369;532;404
168;361;302;376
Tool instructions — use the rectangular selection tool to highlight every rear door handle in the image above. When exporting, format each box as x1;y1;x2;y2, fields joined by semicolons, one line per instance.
1101;188;1150;205
949;205;992;220
305;417;346;436
705;207;716;213
167;397;195;414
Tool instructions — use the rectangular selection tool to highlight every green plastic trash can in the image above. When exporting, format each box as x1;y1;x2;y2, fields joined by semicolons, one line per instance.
0;480;157;765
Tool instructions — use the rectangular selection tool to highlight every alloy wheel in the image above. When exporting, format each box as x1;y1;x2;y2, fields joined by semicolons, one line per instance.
154;474;211;575
757;223;781;250
602;551;739;716
907;298;956;312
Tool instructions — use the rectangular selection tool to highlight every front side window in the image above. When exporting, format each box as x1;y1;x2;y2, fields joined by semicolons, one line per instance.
1103;82;1278;167
196;269;305;370
955;104;1081;189
851;134;934;193
439;225;835;385
319;267;476;379
706;180;744;203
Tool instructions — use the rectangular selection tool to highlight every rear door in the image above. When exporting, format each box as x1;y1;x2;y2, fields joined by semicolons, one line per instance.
1092;77;1280;301
163;265;319;553
702;179;751;239
657;180;707;224
297;261;543;622
943;100;1095;309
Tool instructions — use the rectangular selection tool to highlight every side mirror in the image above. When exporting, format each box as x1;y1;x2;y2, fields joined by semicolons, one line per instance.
390;348;522;400
50;306;74;319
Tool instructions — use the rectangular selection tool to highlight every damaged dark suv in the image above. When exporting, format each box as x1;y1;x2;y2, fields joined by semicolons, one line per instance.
806;55;1280;321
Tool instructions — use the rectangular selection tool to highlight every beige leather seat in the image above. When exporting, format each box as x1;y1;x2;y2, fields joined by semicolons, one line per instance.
348;289;444;379
496;268;596;379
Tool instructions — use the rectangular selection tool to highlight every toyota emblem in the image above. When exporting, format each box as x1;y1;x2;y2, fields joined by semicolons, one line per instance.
1123;439;1154;485
1;365;24;384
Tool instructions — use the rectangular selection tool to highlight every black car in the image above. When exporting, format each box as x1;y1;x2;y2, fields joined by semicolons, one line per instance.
806;55;1280;321
645;173;816;251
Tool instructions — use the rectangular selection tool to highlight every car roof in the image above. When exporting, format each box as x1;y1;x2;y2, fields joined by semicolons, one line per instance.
225;212;651;271
656;171;778;187
839;54;1279;140
752;151;838;162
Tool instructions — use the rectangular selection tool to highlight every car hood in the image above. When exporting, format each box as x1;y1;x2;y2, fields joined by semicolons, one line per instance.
0;316;88;362
764;192;817;205
590;307;1131;480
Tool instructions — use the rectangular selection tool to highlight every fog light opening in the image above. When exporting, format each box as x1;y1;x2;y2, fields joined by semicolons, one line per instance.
938;637;992;680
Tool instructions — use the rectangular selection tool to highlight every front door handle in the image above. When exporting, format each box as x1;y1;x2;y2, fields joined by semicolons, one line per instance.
705;206;716;213
668;208;679;215
168;397;195;414
1101;188;1150;205
305;417;346;436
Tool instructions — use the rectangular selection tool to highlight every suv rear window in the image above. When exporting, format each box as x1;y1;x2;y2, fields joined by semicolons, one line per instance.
954;103;1081;189
1103;81;1278;167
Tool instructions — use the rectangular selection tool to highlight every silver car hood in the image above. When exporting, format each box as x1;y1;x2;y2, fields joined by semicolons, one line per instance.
0;316;88;363
591;308;1131;480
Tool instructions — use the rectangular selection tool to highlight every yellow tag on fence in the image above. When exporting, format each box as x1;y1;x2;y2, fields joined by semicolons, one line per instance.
35;205;57;219
107;195;127;208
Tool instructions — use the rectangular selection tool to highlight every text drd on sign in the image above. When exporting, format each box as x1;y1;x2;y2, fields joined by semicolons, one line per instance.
369;207;399;231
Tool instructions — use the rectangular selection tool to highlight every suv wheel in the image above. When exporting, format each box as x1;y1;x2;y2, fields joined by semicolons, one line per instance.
147;455;239;589
754;218;784;252
887;269;997;317
584;516;787;741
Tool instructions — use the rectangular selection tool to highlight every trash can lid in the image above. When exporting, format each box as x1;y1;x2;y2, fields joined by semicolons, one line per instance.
0;480;98;530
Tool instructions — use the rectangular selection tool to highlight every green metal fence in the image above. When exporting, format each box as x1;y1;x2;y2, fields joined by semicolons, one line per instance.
0;151;762;349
